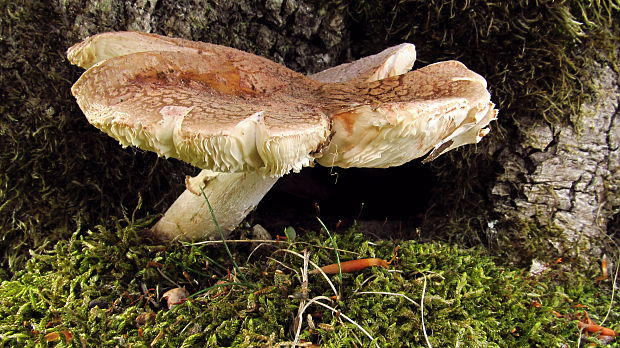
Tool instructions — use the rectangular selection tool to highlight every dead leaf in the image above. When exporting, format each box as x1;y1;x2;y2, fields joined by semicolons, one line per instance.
44;332;61;342
161;287;189;309
136;311;156;326
577;310;617;345
61;330;73;342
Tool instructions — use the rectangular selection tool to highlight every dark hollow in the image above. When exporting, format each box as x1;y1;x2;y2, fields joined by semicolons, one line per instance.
253;161;435;237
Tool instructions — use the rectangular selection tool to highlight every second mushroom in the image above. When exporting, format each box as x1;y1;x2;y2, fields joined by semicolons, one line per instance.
68;32;497;241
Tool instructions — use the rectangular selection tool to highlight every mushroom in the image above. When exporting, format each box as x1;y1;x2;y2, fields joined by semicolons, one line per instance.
68;32;497;241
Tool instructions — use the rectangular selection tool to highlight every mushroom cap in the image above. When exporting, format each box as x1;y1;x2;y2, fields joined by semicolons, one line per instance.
69;32;497;174
310;43;416;83
67;31;248;69
71;49;330;176
316;60;497;168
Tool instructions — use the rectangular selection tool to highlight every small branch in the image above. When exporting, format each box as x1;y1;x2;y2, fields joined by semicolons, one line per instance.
421;274;432;348
277;249;338;298
355;291;420;307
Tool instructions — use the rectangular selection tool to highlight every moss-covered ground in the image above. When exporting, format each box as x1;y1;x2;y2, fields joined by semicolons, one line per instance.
1;212;617;347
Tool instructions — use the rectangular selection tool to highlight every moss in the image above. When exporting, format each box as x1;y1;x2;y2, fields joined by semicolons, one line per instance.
1;219;617;346
1;3;619;344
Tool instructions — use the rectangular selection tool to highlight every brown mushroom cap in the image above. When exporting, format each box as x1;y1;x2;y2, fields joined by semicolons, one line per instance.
68;31;248;69
316;60;497;168
71;49;331;176
70;32;497;176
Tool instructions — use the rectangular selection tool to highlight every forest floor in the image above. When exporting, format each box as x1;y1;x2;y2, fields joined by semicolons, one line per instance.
0;212;617;347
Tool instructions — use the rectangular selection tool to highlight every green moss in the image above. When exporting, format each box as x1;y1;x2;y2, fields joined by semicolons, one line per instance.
1;220;617;346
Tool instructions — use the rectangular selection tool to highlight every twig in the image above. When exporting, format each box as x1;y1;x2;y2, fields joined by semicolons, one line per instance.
292;250;311;343
292;296;331;345
266;256;299;275
277;249;338;297
421;274;432;348
182;239;283;245
355;291;420;307
182;239;360;256
246;242;278;263
299;297;380;348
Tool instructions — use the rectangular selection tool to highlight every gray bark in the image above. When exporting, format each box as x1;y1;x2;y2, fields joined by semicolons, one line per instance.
61;0;348;74
491;61;619;254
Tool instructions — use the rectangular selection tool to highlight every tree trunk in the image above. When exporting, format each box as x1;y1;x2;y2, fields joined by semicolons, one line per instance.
491;62;619;257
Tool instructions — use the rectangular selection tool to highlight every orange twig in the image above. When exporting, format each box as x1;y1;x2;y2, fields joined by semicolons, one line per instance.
310;246;399;274
577;321;617;337
577;311;617;337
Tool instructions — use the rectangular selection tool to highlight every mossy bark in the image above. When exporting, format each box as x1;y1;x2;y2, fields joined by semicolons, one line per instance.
340;1;620;263
491;62;619;258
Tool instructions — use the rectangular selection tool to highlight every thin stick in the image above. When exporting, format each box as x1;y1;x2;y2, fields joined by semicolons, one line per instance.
277;249;338;297
200;188;247;283
421;275;432;348
356;291;420;307
182;239;359;255
301;297;380;348
292;250;310;343
266;256;299;275
317;217;343;282
246;242;278;263
292;296;332;345
182;239;282;245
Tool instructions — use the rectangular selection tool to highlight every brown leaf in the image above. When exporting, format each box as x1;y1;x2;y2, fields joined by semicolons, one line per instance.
161;287;189;309
61;330;73;342
136;311;156;326
44;332;61;342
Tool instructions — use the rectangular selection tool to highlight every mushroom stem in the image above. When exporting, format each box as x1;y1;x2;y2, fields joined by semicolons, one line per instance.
151;170;278;241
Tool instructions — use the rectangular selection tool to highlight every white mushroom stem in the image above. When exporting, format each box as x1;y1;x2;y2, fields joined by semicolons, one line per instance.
152;170;278;240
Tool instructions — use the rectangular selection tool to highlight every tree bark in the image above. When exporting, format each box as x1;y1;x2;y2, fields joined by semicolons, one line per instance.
491;62;619;256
